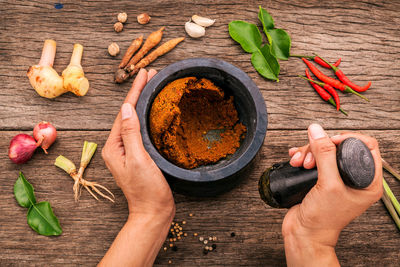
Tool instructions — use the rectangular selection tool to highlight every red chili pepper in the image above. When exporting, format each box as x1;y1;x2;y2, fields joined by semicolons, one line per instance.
305;69;340;111
291;54;341;69
302;58;369;102
314;56;341;69
300;72;348;116
316;55;371;92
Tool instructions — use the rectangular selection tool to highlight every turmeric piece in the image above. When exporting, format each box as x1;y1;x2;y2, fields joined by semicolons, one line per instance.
150;77;246;169
119;35;143;69
129;37;185;77
125;27;165;72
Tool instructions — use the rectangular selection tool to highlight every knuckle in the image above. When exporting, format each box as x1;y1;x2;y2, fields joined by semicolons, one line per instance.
368;137;379;149
314;140;336;155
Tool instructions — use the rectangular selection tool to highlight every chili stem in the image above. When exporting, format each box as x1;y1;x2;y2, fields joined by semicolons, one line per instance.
327;98;348;116
299;75;325;87
383;177;400;216
345;87;369;102
290;54;314;59
314;53;338;71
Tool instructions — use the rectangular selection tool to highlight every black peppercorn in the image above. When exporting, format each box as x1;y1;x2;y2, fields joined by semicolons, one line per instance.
230;232;235;237
212;244;217;249
168;232;174;238
172;245;178;251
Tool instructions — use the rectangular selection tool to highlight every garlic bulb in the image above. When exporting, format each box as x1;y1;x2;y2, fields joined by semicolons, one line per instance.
185;21;205;38
192;15;215;27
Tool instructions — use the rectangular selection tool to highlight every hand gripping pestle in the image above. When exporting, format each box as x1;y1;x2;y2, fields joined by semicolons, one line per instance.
258;138;376;208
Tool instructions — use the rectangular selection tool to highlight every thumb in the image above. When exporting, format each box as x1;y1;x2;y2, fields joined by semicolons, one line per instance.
120;102;145;160
308;124;342;187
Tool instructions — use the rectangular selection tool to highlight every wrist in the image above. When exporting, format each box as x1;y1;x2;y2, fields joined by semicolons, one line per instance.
284;233;339;267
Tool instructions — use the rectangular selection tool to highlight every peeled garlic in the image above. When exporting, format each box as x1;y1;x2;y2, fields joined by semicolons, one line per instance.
185;21;205;38
192;15;215;27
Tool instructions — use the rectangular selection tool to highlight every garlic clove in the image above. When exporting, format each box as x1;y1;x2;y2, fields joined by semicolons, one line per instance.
192;15;215;27
185;21;205;38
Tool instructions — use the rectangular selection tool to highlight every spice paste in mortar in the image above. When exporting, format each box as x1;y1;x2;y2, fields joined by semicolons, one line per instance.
149;77;246;169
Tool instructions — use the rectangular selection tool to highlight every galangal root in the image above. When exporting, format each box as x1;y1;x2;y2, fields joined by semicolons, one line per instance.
27;40;89;98
55;141;114;202
114;27;184;83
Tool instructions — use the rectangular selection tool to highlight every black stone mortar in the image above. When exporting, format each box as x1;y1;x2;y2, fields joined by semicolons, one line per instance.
136;58;268;196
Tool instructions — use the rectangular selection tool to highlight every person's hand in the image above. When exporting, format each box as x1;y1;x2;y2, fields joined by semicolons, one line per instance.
282;124;383;266
102;68;175;218
100;69;175;266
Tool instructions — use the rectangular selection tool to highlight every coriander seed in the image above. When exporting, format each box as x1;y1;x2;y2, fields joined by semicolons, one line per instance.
117;12;128;23
114;22;123;32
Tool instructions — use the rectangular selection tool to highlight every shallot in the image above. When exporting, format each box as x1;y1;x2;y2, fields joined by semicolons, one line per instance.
8;134;38;164
33;121;57;154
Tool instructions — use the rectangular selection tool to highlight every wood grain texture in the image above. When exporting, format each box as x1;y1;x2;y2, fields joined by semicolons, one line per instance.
1;0;400;266
0;130;399;266
0;0;399;130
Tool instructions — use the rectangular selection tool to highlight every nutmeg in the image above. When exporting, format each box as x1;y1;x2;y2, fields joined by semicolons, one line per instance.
114;22;123;32
137;13;151;25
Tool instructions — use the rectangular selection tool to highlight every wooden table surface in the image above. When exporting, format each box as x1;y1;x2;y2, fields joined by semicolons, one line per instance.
1;0;399;266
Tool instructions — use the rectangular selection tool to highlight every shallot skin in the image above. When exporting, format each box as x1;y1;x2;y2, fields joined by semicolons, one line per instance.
9;134;38;164
33;121;57;154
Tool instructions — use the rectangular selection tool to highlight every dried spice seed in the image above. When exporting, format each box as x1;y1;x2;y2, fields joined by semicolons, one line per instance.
194;233;198;237
169;243;173;248
208;237;212;241
184;233;188;237
212;236;217;241
208;247;213;251
212;244;217;249
189;213;193;217
172;245;178;251
178;236;181;240
205;246;209;250
182;221;186;224
199;237;204;241
163;247;167;251
168;260;172;264
168;232;174;238
230;232;235;237
203;249;208;255
173;238;177;242
203;240;208;245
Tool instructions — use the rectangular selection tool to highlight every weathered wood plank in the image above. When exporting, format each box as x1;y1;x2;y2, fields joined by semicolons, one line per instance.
0;130;399;266
0;0;399;130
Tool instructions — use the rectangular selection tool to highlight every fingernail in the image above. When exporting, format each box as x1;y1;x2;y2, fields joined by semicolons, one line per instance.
138;68;147;76
291;151;301;161
304;152;313;165
121;103;132;120
309;124;326;140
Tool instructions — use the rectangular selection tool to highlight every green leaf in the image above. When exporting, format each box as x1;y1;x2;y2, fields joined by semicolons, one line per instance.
268;28;291;60
251;44;280;81
27;202;62;236
14;172;36;208
258;6;275;33
229;20;262;53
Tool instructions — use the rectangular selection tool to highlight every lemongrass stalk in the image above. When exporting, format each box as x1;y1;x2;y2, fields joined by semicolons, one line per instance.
80;141;97;169
382;158;400;181
382;190;400;231
383;177;400;216
55;155;77;174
